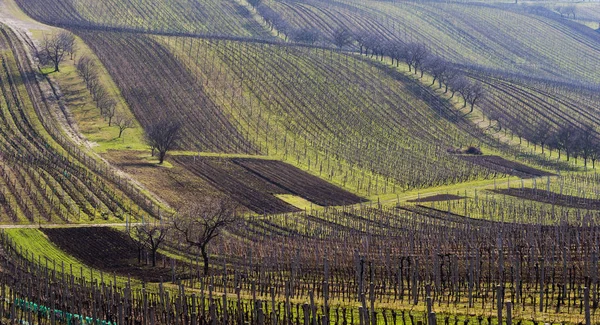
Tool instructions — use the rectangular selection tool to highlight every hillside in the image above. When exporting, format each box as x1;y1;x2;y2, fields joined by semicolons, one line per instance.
265;0;600;84
13;0;271;38
80;31;518;194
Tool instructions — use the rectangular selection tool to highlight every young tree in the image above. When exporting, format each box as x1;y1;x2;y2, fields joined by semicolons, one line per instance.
39;32;75;72
115;114;135;138
173;198;239;275
145;119;181;164
134;222;170;267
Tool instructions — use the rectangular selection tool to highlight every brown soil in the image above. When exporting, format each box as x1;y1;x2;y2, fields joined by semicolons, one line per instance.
457;155;554;178
491;187;600;210
102;150;227;210
42;227;188;282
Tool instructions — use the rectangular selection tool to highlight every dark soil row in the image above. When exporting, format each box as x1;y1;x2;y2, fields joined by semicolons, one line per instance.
233;159;366;206
458;155;554;178
492;187;600;210
42;227;183;282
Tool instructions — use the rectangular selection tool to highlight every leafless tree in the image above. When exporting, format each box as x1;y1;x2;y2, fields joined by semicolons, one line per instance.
292;28;322;45
402;42;429;74
39;31;75;72
99;97;117;126
553;125;576;160
465;82;485;114
384;41;404;67
450;76;470;100
145;119;181;164
531;120;553;153
576;125;597;167
115;114;135;138
133;222;170;267
173;198;239;275
89;77;108;104
423;57;447;87
441;68;460;94
332;28;353;49
76;56;98;88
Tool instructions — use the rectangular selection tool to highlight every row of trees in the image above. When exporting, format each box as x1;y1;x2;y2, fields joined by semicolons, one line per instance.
352;31;486;114
34;31;135;138
129;198;238;275
75;55;135;137
530;122;600;167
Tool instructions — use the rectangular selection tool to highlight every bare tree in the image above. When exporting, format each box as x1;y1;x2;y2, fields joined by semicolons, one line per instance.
401;42;429;75
292;28;322;45
127;227;147;264
99;97;117;126
173;198;239;275
384;41;404;67
39;32;75;72
423;57;447;87
553;125;576;161
76;56;98;88
531;120;553;154
441;68;460;94
332;28;353;49
465;82;485;115
115;114;135;138
89;77;108;104
576;125;597;167
145;119;181;164
134;222;170;267
450;76;470;101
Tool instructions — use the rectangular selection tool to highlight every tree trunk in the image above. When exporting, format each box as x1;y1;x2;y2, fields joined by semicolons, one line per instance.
201;246;210;276
159;150;166;164
119;128;124;138
151;249;157;267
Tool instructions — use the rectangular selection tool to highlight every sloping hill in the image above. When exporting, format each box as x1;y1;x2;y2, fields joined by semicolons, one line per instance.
13;0;270;38
157;36;501;192
77;31;257;154
265;0;600;84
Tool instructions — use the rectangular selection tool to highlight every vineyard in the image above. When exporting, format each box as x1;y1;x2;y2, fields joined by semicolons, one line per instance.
154;35;518;195
12;0;271;38
0;25;159;224
0;0;599;323
261;0;600;84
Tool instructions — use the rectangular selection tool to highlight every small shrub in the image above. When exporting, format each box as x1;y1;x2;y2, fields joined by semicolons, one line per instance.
464;146;483;155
